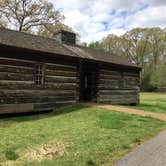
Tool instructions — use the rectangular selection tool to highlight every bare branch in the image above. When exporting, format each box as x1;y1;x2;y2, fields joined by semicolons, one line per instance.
0;0;63;32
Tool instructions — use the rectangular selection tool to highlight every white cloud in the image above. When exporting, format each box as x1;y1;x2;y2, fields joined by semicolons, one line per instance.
126;5;166;29
50;0;166;43
81;28;126;43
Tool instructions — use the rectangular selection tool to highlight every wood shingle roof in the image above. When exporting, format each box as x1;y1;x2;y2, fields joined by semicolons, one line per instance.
0;27;140;69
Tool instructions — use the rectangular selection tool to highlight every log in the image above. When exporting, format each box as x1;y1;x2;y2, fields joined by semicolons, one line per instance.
0;65;34;74
0;72;34;81
46;63;76;72
0;58;35;68
46;70;76;77
45;75;77;83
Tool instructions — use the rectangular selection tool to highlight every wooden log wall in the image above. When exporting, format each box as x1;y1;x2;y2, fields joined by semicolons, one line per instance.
0;57;78;114
90;70;98;102
97;69;140;104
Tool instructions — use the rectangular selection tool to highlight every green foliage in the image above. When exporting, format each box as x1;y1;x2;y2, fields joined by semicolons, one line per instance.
88;41;101;49
141;72;155;91
151;64;166;88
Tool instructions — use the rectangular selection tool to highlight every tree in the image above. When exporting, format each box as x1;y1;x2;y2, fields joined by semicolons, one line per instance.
100;34;127;57
81;42;87;47
123;28;166;91
0;0;63;32
150;64;166;89
36;22;74;38
123;28;149;67
146;28;166;67
0;1;6;27
36;22;81;44
88;41;102;49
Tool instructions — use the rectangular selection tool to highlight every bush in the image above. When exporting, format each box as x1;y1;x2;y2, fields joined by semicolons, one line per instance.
141;72;156;91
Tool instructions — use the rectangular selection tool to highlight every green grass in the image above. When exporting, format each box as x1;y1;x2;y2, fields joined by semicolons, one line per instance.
132;92;166;114
0;104;165;166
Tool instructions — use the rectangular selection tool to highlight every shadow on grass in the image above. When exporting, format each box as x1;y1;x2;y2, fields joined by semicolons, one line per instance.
0;103;91;123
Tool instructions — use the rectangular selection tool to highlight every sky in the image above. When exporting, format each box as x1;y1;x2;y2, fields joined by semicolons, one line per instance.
50;0;166;43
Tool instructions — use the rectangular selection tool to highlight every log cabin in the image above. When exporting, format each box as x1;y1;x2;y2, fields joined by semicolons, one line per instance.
0;28;141;114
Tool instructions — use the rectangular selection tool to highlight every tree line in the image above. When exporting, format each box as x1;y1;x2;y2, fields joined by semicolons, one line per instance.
88;28;166;91
0;0;165;91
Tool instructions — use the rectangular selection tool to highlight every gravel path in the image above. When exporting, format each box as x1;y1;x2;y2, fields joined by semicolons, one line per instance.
87;103;166;121
112;129;166;166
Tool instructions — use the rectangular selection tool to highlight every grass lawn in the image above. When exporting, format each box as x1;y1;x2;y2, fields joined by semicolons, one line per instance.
0;104;166;166
132;92;166;114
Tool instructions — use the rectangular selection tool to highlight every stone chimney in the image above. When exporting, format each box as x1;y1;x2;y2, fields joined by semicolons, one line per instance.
53;30;76;45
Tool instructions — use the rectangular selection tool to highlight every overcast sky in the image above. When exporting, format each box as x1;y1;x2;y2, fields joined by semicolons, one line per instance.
50;0;166;43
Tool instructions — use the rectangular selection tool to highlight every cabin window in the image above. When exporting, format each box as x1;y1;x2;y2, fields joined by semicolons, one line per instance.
35;64;45;85
85;76;88;88
119;72;124;88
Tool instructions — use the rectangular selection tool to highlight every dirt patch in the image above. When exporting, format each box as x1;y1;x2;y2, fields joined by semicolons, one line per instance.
1;142;65;166
21;142;65;162
86;103;166;121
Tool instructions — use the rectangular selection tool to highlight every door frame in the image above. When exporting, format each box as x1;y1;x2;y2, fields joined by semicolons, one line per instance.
79;61;98;102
